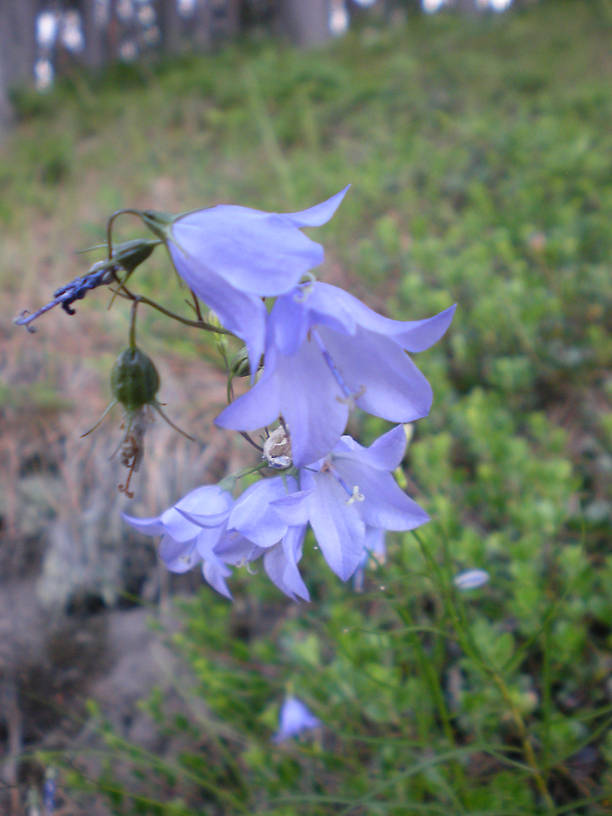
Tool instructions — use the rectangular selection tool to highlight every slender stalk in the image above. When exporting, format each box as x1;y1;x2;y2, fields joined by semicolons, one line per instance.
109;285;231;335
394;601;467;809
128;298;139;348
412;530;555;812
106;208;147;259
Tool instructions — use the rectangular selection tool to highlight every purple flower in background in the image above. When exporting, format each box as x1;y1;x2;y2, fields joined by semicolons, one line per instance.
122;485;254;598
216;281;456;465
273;696;321;742
162;188;349;374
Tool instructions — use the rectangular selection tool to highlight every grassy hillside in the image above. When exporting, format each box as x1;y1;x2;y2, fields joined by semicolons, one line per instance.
1;1;611;813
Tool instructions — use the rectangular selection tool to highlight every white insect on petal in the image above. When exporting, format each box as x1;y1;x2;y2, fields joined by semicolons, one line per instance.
263;425;292;469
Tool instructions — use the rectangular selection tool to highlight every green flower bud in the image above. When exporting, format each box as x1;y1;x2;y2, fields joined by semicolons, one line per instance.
229;346;251;378
111;346;160;412
111;238;157;273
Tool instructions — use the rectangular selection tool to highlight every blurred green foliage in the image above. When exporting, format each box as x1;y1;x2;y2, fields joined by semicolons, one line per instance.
9;1;611;813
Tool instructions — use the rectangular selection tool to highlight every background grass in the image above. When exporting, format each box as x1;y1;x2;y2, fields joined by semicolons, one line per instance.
1;1;611;813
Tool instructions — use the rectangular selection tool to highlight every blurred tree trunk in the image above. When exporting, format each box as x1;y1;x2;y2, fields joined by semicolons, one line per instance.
81;0;106;70
159;0;183;54
193;0;212;49
278;0;331;47
107;0;119;60
0;0;37;133
452;0;480;11
210;0;241;40
0;59;12;134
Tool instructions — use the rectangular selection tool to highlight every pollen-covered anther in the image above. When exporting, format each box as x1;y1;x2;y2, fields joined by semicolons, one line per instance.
346;485;365;505
263;425;292;469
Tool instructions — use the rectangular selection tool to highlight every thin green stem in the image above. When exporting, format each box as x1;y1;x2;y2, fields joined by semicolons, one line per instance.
106;208;146;260
412;530;555;812
109;285;231;334
393;599;467;810
128;298;139;348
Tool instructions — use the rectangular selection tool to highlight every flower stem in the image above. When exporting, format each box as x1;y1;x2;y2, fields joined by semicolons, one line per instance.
411;529;555;812
109;284;231;335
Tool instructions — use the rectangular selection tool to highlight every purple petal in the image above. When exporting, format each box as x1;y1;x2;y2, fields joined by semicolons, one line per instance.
229;477;296;548
218;335;350;467
277;337;349;466
170;189;349;299
309;282;456;352
215;364;281;432
285;185;349;227
158;507;205;543
176;485;234;516
274;696;321;742
318;325;433;423
195;525;227;557
122;512;165;537
215;530;262;564
309;472;366;580
364;526;386;557
333;461;429;531
271;489;314;527
334;425;407;472
159;536;200;573
264;526;310;601
268;291;311;356
202;556;233;599
167;243;266;375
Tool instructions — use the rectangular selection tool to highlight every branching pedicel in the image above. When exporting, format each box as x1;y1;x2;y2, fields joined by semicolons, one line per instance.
14;187;455;600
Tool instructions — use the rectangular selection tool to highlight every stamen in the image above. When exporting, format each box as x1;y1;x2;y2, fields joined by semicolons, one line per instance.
311;329;366;407
346;485;365;505
335;384;366;409
325;464;366;505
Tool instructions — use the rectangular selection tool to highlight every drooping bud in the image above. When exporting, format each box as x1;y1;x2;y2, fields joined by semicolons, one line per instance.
111;346;160;412
110;238;158;274
229;346;251;378
107;346;160;498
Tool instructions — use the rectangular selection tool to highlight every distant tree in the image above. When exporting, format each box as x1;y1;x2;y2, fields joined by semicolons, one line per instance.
0;0;37;132
80;0;106;69
193;0;212;49
159;0;183;54
278;0;332;47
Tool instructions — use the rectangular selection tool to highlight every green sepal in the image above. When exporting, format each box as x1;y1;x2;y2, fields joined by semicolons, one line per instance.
140;209;175;241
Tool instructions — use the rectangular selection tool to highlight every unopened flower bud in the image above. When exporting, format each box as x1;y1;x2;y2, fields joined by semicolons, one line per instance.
230;346;251;378
111;346;160;412
111;238;157;273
